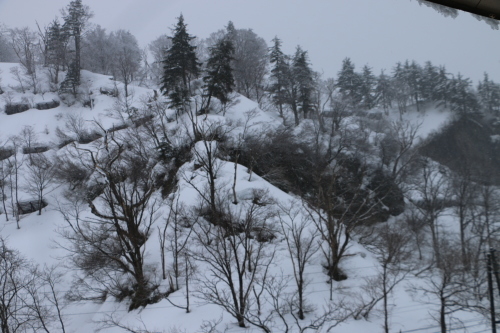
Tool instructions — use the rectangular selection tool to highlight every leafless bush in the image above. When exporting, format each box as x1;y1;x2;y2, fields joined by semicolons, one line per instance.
192;192;277;329
57;130;164;310
0;238;68;333
277;200;319;320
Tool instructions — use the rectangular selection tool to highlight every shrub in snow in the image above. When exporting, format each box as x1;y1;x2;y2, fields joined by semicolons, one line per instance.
35;99;60;110
0;147;14;161
4;103;30;115
22;146;50;154
82;98;94;108
77;131;102;144
107;123;129;133
17;199;48;215
99;87;119;97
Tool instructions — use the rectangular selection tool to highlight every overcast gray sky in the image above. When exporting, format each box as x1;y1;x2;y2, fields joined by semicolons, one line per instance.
1;0;499;83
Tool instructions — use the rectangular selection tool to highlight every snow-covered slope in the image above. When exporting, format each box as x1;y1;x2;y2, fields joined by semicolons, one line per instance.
0;63;488;333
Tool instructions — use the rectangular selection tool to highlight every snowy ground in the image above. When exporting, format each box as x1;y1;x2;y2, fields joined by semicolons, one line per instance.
0;63;490;333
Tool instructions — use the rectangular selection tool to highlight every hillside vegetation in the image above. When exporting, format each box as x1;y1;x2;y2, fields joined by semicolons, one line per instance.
1;2;500;333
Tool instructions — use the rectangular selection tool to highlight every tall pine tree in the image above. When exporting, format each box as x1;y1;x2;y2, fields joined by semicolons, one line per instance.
293;46;314;120
161;14;200;112
407;60;422;111
477;73;500;115
448;73;478;117
375;70;393;113
203;37;235;111
62;0;92;86
434;65;450;107
337;58;362;108
46;19;68;85
420;61;438;102
360;65;376;110
268;36;289;120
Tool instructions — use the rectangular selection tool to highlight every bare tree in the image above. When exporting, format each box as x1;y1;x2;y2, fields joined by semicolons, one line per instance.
183;120;233;223
192;193;276;328
228;24;268;105
24;153;55;215
167;200;195;291
158;207;172;283
277;200;319;320
147;34;172;85
410;159;449;267
403;205;427;260
109;30;142;98
311;76;335;133
81;25;112;75
63;113;89;143
409;240;477;333
305;161;386;282
475;184;500;249
97;312;164;333
0;238;34;333
24;265;68;333
380;120;422;185
0;26;17;63
448;166;477;269
360;223;412;333
57;129;163;310
20;126;38;164
0;141;12;221
157;194;195;292
6;136;23;228
9;27;40;94
9;67;26;94
262;275;354;333
0;240;69;333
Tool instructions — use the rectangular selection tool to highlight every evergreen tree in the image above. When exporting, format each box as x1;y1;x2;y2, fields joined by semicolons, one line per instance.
336;58;362;107
407;60;423;111
62;0;93;86
376;69;394;112
292;46;314;120
59;61;79;96
434;65;450;106
284;56;300;126
161;14;200;112
420;61;438;102
203;37;235;110
448;73;478;117
360;64;376;110
477;73;500;115
46;19;68;85
226;21;236;42
268;36;289;119
392;62;411;115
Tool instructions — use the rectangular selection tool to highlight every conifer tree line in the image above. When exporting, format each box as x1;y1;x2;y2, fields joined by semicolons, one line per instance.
1;1;499;121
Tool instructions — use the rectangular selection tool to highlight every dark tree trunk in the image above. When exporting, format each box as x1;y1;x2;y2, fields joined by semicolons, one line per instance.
74;27;81;85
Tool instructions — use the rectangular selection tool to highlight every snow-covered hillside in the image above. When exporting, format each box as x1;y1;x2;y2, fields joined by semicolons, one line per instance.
0;63;492;333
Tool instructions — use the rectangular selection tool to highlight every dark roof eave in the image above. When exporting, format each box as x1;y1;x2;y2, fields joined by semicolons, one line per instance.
425;0;500;20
